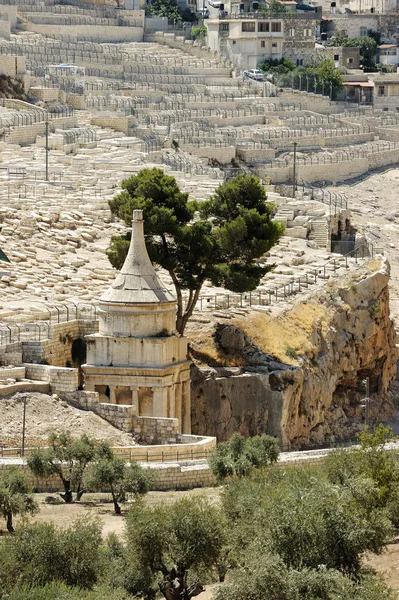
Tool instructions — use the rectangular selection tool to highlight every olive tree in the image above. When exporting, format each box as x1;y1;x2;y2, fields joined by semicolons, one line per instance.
27;432;112;503
0;520;103;592
125;496;226;600
0;467;37;533
85;456;153;515
208;433;279;481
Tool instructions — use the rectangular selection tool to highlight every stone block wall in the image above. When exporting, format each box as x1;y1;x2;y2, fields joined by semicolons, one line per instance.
5;116;77;145
0;21;10;41
68;390;181;443
0;381;50;397
65;94;87;110
21;320;97;367
133;416;180;444
0;55;26;77
0;461;217;492
23;22;144;42
0;366;25;381
0;342;23;366
29;87;61;102
24;363;78;394
91;115;138;136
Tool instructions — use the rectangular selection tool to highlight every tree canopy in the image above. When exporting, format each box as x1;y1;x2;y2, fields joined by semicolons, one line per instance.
0;520;103;592
145;0;196;23
125;496;226;600
27;432;112;503
273;58;343;99
85;456;153;514
107;169;283;334
208;432;280;480
0;467;37;533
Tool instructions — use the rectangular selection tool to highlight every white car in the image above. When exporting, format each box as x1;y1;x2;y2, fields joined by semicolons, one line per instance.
244;69;265;81
197;6;210;17
208;0;221;7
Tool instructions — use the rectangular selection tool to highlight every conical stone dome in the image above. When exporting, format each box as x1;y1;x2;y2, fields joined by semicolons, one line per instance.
100;209;175;305
98;210;177;337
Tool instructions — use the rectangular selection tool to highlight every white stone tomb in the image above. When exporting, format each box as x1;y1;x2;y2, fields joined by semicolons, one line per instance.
83;209;191;433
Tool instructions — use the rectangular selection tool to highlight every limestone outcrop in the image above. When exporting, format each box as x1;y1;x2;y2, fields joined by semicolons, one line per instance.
191;256;397;448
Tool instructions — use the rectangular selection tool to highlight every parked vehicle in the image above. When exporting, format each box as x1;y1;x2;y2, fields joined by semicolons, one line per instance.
197;6;210;17
244;69;265;81
208;0;221;7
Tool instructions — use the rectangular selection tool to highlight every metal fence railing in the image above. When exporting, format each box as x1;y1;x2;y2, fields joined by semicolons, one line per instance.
0;445;212;463
0;242;380;348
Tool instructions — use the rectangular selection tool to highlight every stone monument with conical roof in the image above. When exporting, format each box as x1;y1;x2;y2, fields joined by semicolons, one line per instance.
82;210;191;433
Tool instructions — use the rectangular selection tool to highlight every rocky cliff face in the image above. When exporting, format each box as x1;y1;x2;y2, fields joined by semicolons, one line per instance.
190;257;397;448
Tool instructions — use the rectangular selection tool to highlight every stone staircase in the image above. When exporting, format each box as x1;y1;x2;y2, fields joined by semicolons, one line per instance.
308;219;329;249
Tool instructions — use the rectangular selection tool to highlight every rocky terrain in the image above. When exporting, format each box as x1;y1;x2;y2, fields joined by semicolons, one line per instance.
190;255;398;448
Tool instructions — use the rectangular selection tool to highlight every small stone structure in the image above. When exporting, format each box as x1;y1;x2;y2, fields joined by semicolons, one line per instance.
83;210;191;433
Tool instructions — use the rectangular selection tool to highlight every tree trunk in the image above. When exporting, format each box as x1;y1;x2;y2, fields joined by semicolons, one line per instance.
175;286;203;335
60;479;73;503
76;488;85;501
111;490;121;515
159;569;204;600
6;512;14;534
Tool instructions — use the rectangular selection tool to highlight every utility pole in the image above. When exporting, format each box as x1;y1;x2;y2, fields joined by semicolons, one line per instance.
45;111;49;182
292;141;297;199
21;396;27;457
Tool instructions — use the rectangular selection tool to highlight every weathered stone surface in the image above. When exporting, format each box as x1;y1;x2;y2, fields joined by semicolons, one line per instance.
191;257;397;448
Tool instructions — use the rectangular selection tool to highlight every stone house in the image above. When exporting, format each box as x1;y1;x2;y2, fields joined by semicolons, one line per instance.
378;43;399;66
206;12;317;70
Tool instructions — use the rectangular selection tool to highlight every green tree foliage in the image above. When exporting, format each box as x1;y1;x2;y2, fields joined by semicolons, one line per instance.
0;520;103;593
214;553;396;600
260;0;292;13
107;169;283;334
0;467;37;533
125;496;226;600
27;432;112;503
85;457;153;514
276;58;343;98
208;433;280;481
258;57;295;75
145;0;195;22
221;465;391;586
328;34;378;71
324;424;399;525
4;582;131;600
192;25;207;39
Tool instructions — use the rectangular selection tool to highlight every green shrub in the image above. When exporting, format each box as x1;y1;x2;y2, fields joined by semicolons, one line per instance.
208;433;279;481
0;520;103;593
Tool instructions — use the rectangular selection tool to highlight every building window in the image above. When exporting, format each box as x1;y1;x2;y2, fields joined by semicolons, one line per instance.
261;40;265;47
379;85;385;96
258;22;270;32
334;54;339;61
304;28;312;36
271;22;281;32
219;23;229;31
360;27;367;36
289;28;295;36
347;57;353;64
242;22;255;32
272;42;277;47
232;40;236;44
